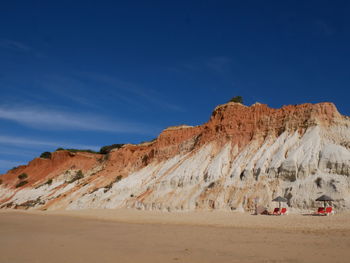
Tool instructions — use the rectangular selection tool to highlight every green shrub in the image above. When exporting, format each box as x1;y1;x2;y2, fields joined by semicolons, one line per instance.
70;149;97;154
103;175;123;193
116;175;123;182
66;149;98;154
0;179;2;185
55;148;98;154
67;170;84;183
76;170;83;178
45;178;53;185
18;173;28;180
99;144;124;154
229;96;243;104
16;180;28;188
40;151;52;159
55;148;65;151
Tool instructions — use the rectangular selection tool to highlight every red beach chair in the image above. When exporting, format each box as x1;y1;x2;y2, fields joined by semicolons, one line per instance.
314;207;325;215
272;208;280;215
280;208;287;215
318;207;325;213
324;207;333;215
314;207;333;216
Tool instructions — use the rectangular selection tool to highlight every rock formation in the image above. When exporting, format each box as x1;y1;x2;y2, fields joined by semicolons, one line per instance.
1;102;349;212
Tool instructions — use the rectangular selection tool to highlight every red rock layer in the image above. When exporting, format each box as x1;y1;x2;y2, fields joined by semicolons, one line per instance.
0;102;342;190
1;151;101;189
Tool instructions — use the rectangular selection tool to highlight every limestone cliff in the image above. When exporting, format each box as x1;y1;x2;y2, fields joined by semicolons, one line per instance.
1;102;349;212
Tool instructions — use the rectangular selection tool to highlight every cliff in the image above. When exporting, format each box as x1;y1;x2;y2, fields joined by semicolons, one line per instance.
1;102;349;212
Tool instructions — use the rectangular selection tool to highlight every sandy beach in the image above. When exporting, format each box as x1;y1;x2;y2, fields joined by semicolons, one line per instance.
0;209;349;263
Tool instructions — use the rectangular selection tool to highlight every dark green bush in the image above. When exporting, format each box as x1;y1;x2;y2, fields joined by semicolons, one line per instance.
18;173;28;180
16;180;28;188
46;178;53;185
55;148;98;154
103;175;123;193
116;175;123;182
99;144;124;154
229;96;243;104
40;151;52;159
76;170;83;178
66;149;98;154
67;170;84;183
55;148;65;151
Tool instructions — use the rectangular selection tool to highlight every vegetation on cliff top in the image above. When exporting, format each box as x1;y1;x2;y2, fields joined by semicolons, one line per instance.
99;144;124;154
40;97;245;162
40;151;52;159
18;173;28;180
15;180;28;188
56;148;99;154
229;96;243;104
54;144;125;155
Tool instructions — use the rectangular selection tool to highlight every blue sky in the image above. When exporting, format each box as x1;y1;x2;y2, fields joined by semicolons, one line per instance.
0;1;350;173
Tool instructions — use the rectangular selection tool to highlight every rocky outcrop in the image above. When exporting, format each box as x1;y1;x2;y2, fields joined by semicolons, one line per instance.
1;102;349;212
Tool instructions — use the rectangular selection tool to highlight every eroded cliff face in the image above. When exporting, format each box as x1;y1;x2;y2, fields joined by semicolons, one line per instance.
1;102;349;212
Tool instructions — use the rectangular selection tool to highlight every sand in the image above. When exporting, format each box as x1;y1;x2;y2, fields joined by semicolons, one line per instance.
0;209;349;263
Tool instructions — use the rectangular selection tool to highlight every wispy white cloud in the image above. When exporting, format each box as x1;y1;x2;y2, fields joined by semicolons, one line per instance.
38;75;103;109
0;39;32;52
0;147;37;158
35;73;184;113
0;135;99;151
76;72;185;112
0;159;24;170
0;135;101;173
0;105;158;134
0;39;44;57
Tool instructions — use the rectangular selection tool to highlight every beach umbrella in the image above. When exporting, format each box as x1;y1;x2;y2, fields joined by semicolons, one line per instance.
272;196;287;209
316;195;334;208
